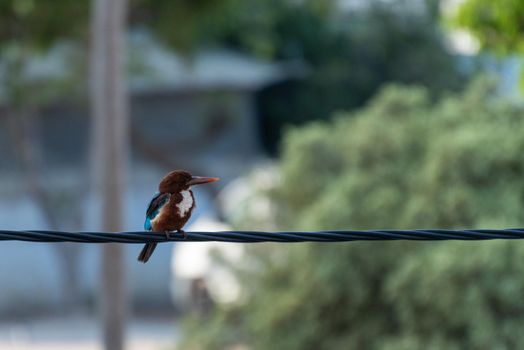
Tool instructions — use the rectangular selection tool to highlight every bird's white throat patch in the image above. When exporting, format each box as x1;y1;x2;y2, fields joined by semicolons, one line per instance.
177;190;194;217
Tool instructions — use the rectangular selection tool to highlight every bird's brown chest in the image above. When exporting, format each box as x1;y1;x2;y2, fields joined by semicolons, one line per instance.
151;190;195;232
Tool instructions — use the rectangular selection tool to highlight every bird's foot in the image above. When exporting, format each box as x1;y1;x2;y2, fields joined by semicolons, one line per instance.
164;231;171;240
177;229;187;239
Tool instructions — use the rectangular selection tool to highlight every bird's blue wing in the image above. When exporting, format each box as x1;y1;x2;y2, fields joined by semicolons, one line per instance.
144;192;171;230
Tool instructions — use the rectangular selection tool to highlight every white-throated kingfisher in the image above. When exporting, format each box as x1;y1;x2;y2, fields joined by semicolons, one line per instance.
138;170;219;263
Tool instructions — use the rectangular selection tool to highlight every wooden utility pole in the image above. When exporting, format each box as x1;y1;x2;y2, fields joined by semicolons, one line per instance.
89;0;129;349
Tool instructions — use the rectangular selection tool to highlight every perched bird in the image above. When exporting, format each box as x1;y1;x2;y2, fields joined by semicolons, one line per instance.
139;170;219;263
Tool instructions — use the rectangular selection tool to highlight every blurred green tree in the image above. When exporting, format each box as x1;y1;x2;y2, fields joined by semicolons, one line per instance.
451;0;524;89
180;79;524;349
451;0;524;55
250;0;468;153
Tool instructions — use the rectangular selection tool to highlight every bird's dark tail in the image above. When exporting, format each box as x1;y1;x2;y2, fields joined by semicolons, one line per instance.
138;243;157;263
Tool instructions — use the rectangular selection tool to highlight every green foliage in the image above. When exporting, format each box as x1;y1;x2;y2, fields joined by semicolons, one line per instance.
451;0;524;90
452;0;524;54
0;0;87;49
254;1;467;153
181;80;524;349
131;0;334;57
386;240;524;349
130;0;236;52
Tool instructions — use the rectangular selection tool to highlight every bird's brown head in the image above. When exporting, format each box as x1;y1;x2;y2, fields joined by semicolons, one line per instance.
158;170;219;193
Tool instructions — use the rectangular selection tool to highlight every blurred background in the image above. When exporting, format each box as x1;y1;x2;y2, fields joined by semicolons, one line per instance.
1;0;524;349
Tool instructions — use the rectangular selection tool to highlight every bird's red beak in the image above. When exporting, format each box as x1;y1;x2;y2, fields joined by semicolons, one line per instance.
187;176;220;186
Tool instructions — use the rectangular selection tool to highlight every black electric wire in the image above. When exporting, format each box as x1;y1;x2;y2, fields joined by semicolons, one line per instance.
0;228;523;243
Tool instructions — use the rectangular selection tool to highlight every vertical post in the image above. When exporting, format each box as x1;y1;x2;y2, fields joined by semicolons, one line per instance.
90;0;128;349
